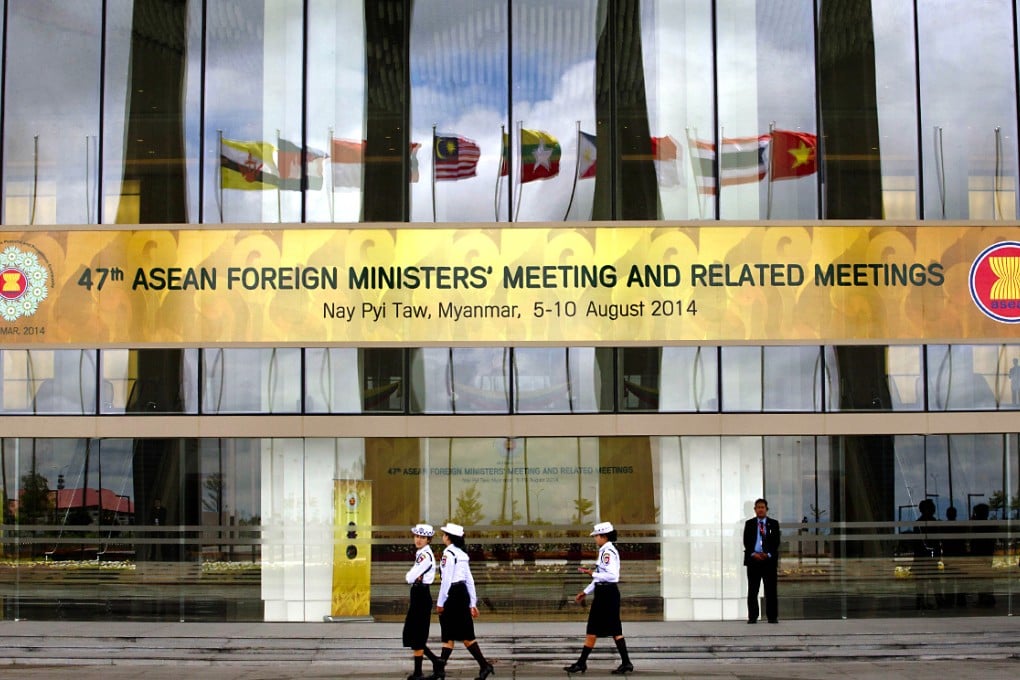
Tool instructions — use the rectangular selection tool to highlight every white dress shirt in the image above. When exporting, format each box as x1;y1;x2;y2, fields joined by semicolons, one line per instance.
405;545;436;585
436;544;478;607
583;540;621;595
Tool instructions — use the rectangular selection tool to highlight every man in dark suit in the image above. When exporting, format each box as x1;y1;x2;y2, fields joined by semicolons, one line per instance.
743;498;780;624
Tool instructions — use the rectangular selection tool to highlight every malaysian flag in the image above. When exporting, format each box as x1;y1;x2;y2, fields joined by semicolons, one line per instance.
434;134;480;181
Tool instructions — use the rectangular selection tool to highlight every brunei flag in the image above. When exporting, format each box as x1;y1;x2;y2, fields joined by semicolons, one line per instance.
220;138;280;190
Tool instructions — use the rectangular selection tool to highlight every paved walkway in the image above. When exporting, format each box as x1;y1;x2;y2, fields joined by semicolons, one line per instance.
0;617;1018;678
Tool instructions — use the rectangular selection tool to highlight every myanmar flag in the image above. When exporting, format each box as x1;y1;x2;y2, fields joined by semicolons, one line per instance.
770;130;817;180
221;138;280;190
520;129;561;183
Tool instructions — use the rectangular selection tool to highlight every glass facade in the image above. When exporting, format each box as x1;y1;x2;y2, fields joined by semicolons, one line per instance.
1;0;1019;623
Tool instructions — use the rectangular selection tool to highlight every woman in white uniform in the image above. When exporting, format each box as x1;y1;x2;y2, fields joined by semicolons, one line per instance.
430;522;495;680
564;521;633;675
403;523;442;680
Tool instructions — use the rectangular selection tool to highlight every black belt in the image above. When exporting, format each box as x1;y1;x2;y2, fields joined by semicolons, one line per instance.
595;582;619;587
411;582;431;588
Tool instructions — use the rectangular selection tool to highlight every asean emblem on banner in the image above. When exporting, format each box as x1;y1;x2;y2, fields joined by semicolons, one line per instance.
0;243;49;322
970;241;1020;323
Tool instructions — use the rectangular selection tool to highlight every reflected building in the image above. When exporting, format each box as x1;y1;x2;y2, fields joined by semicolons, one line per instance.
0;0;1018;624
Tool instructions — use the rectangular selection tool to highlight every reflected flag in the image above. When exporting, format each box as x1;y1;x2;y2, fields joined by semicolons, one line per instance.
578;131;597;179
220;138;280;190
770;130;818;180
409;142;421;183
277;139;326;191
331;138;365;188
651;135;681;187
499;133;510;177
521;128;561;183
434;134;480;180
690;134;768;195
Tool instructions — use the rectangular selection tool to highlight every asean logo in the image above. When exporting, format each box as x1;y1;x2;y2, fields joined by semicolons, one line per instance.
1;245;49;322
970;241;1020;323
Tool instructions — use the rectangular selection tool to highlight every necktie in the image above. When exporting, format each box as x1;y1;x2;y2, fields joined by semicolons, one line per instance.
759;520;765;538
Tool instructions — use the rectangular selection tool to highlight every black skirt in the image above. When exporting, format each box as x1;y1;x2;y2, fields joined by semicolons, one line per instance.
439;582;475;642
586;583;622;637
402;584;433;648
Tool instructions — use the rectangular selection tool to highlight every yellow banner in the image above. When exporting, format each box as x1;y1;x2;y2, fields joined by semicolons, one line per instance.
1;223;1018;345
331;479;372;618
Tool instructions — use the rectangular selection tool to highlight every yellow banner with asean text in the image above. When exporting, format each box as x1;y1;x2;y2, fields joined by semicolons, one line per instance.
0;223;1018;345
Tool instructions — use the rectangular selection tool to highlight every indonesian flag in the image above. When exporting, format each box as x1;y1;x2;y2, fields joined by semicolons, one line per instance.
331;138;365;188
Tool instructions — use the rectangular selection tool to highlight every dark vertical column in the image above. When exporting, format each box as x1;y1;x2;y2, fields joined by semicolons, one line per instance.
593;0;659;220
363;0;411;222
818;0;883;219
819;2;892;563
119;0;188;224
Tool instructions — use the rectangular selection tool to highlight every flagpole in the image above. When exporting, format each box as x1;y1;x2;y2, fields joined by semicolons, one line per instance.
934;126;946;219
328;125;335;223
562;121;581;221
685;127;705;220
431;124;437;223
513;121;524;222
217;130;224;223
766;121;775;219
30;136;38;225
275;129;282;223
83;136;89;224
494;124;505;221
994;126;1003;220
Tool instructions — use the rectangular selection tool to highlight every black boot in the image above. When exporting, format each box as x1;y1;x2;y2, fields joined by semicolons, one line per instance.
612;637;633;674
563;660;587;674
425;661;445;680
565;644;592;674
475;662;495;680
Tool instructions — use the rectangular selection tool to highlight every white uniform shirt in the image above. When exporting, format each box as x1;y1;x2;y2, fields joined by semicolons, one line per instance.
436;544;478;608
583;540;621;595
405;545;436;585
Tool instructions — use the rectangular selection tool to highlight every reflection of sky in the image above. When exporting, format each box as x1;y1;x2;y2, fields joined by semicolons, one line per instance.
5;0;1020;227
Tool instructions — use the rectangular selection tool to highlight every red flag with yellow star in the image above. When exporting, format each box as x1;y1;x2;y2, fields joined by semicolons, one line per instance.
770;130;817;180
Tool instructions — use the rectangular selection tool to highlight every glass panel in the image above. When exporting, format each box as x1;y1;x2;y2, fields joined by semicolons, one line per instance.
820;1;919;220
409;347;509;414
196;438;262;612
307;0;366;223
3;1;101;225
513;347;606;413
763;346;820;411
927;345;1002;411
204;0;304;224
0;349;97;414
202;348;301;414
640;0;714;219
829;345;923;412
409;0;508;222
996;345;1020;409
919;0;1018;219
718;0;817;219
100;349;199;414
103;0;199;224
620;347;718;412
720;346;762;411
305;348;404;413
